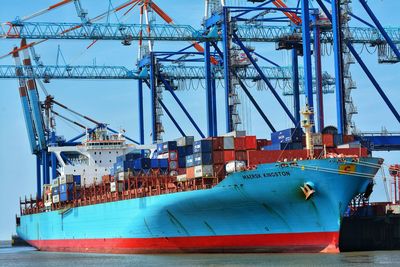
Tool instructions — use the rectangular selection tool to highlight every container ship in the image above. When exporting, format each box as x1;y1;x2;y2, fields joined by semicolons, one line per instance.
15;108;383;253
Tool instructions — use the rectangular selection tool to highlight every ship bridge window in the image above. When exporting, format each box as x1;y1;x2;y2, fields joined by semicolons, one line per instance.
94;152;97;155
109;151;111;154
99;152;102;155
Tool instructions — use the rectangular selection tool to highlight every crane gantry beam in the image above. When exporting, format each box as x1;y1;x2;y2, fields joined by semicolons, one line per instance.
0;64;335;96
1;22;400;44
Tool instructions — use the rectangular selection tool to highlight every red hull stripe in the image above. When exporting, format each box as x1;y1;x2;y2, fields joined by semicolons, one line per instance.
28;232;339;253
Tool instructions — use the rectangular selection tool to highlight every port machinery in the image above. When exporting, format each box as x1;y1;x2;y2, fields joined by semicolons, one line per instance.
0;0;400;200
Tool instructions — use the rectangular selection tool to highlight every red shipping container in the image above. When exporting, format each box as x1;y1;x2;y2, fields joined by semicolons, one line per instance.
186;167;195;179
322;134;335;147
213;164;226;178
256;139;272;150
212;137;224;151
245;136;257;150
236;151;248;161
213;151;225;164
234;137;246;150
343;135;355;144
177;168;186;175
224;150;235;162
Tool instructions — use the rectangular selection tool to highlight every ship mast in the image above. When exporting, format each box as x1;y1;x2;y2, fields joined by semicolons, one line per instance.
301;105;314;159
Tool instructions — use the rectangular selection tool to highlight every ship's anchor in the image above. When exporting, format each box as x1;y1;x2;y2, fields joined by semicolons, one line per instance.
301;182;315;200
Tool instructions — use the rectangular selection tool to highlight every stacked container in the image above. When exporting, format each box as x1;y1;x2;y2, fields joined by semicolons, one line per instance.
51;178;60;204
267;128;304;151
157;140;182;176
191;139;213;178
59;174;81;202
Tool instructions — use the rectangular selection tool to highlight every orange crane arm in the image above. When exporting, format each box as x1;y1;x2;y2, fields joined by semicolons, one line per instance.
272;0;302;25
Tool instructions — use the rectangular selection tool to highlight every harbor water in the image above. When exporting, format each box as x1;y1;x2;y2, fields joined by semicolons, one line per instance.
0;246;399;267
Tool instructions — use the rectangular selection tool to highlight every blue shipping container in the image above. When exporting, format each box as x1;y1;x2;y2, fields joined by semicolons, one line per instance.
115;160;134;172
193;140;212;154
60;192;73;202
51;187;59;195
125;152;142;161
150;159;159;169
271;128;303;144
159;159;168;169
73;175;81;185
178;157;186;168
116;155;125;163
161;141;177;154
186;155;194;167
134;158;151;170
177;146;186;158
186;145;193;155
193;152;213;166
60;184;67;194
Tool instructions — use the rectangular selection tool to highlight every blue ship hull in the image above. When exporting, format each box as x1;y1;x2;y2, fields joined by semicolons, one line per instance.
17;157;381;253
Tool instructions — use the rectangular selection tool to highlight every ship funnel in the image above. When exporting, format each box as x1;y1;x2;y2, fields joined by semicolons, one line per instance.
301;182;315;200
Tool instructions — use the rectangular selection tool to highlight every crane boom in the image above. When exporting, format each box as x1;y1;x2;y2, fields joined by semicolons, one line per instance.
12;47;38;154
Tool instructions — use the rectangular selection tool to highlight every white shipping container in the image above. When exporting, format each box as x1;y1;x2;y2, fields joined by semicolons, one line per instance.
59;176;67;184
52;195;60;203
110;182;116;192
226;161;246;174
223;136;235;150
176;136;194;147
337;142;362;149
222;131;246;137
194;165;214;178
177;174;187;182
157;153;169;159
66;174;74;183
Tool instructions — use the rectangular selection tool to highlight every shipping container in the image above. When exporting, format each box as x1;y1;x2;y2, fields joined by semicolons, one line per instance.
60;184;67;194
110;181;124;193
115;160;134;172
51;178;59;187
52;195;59;204
194;165;214;178
256;139;272;150
177;146;187;158
193;140;212;153
235;151;248;161
59;176;67;184
51;186;59;195
125;152;142;161
271;128;303;144
176;174;187;182
186;155;194;167
224;150;236;162
73;175;81;185
234;136;257;150
60;192;73;202
159;159;169;169
169;151;178;161
212;151;224;164
186;167;195;179
116;155;125;163
169;160;178;170
343;135;355;144
212;137;224;150
133;158;151;170
110;166;115;176
176;136;194;147
150;159;159;169
178;157;186;168
193;152;213;166
185;145;193;155
333;134;342;146
223;136;235;150
161;141;177;154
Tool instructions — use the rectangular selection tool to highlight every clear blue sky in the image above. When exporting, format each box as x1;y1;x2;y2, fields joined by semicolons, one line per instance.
0;0;399;240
